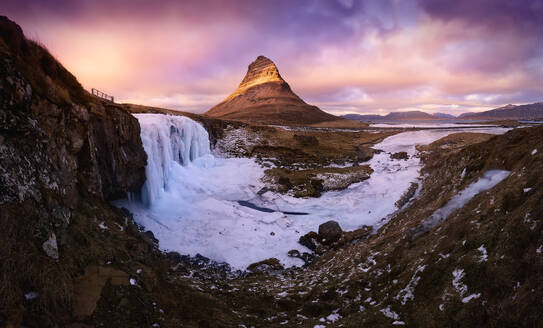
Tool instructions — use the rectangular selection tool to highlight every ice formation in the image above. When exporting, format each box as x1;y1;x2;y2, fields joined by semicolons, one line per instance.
135;114;211;206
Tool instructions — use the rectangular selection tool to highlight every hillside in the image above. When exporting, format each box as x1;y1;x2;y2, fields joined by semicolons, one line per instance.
205;56;342;125
459;102;543;120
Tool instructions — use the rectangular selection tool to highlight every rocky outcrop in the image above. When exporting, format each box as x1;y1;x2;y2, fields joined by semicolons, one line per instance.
205;56;341;125
0;15;146;266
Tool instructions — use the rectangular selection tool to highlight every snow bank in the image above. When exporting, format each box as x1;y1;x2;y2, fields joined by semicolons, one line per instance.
422;170;510;232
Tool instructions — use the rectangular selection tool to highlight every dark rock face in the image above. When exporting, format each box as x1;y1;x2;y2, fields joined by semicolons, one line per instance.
0;16;146;258
85;103;147;200
318;220;343;245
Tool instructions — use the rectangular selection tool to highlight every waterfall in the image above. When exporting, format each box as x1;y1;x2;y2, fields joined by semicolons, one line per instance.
134;114;211;206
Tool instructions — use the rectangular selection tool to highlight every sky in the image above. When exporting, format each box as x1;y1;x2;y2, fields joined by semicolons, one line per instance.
2;0;543;115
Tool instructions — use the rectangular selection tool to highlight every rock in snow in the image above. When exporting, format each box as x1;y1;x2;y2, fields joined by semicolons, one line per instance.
318;220;343;245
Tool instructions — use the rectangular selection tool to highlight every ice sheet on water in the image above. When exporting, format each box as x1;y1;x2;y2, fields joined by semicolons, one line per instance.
117;116;512;269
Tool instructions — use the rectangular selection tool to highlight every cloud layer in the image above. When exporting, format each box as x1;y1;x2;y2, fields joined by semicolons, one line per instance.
2;0;542;115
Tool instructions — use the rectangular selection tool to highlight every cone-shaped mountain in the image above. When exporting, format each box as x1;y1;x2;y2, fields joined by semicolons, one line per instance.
205;56;339;125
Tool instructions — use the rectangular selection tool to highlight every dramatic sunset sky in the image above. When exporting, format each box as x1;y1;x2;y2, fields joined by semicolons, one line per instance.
2;0;543;115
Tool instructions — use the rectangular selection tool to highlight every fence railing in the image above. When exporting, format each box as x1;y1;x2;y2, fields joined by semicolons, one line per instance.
91;88;114;102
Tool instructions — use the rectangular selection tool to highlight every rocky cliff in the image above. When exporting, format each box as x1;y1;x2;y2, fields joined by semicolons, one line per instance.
205;56;341;125
0;15;147;321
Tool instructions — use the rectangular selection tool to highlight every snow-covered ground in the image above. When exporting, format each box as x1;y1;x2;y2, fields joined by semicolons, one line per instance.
116;114;511;269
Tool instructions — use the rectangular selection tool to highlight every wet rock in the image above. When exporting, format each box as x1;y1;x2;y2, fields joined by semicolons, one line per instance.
247;258;284;274
318;220;343;245
391;151;409;160
299;231;319;251
288;249;315;266
287;249;301;257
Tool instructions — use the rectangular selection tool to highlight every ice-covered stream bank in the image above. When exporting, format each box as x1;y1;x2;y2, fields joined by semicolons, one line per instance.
117;114;511;269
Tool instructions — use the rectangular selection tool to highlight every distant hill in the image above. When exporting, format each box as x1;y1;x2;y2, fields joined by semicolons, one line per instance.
205;56;341;125
458;103;543;120
386;111;435;120
342;110;452;122
341;114;384;121
432;112;456;119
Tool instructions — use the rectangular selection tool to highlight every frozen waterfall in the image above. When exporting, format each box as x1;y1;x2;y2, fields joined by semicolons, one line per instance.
134;114;211;206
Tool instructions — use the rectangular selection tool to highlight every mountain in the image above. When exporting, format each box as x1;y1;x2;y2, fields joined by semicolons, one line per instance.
459;102;543;120
342;110;452;121
341;114;384;121
205;56;340;125
432;112;456;119
386;110;435;120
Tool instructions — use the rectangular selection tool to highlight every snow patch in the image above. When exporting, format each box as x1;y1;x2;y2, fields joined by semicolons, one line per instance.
452;269;472;299
395;265;426;304
24;292;38;300
421;170;510;232
477;245;488;262
380;306;399;320
462;293;481;303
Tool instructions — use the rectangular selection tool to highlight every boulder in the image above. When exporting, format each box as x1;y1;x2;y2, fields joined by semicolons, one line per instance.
391;151;409;160
318;220;343;245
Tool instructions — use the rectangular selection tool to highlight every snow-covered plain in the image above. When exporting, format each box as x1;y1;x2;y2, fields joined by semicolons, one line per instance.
116;114;511;269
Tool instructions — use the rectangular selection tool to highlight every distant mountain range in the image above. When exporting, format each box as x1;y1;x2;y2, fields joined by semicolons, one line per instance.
342;103;543;122
342;110;450;121
458;103;543;120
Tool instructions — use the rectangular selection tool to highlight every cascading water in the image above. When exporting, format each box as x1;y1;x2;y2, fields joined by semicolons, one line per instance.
135;114;211;206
